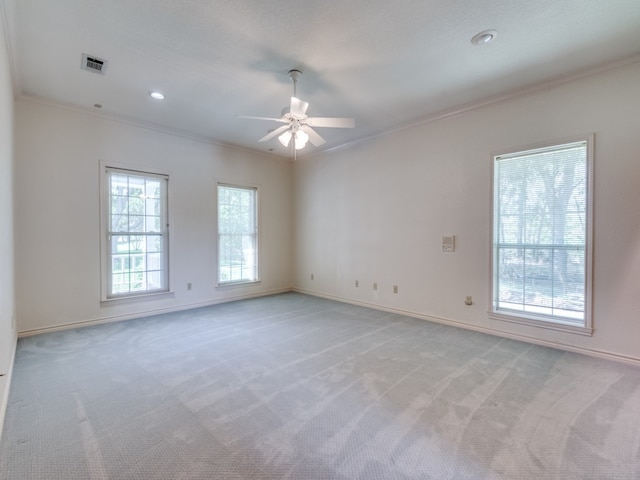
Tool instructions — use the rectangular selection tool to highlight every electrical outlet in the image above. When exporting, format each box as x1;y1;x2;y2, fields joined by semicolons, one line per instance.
465;296;473;305
311;273;314;280
393;285;398;294
373;282;378;291
187;282;192;291
355;280;359;287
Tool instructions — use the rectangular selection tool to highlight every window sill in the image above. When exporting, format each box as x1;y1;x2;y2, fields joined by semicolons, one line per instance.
489;311;593;336
216;280;261;288
101;290;175;305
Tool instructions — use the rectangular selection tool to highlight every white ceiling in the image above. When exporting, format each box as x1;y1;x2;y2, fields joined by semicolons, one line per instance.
3;0;640;158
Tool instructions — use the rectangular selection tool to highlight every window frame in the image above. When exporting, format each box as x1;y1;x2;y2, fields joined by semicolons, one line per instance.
100;163;172;302
216;182;260;287
489;135;594;335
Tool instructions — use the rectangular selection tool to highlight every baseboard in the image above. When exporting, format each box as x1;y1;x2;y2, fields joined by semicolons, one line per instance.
18;288;293;337
0;332;17;441
293;288;640;367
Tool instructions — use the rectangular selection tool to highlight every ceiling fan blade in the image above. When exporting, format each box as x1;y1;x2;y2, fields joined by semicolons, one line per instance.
290;97;309;118
258;124;291;142
306;116;355;128
301;126;326;147
235;114;287;123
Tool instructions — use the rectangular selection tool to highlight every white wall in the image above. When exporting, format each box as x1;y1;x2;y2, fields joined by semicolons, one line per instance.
294;60;640;363
0;4;16;430
14;99;292;333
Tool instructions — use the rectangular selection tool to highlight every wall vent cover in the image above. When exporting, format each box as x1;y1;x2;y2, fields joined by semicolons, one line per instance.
81;54;107;74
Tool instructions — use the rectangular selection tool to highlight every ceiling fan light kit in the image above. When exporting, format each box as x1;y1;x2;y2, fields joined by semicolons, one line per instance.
278;130;292;147
236;69;355;156
277;129;309;150
293;129;309;149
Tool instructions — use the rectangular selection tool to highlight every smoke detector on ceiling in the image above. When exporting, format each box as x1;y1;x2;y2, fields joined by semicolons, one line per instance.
81;53;107;74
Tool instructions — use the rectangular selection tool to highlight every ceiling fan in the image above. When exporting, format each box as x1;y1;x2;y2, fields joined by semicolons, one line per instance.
236;69;355;155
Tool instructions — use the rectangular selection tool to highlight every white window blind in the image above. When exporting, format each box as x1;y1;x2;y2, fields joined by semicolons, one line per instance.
218;184;258;285
492;138;592;331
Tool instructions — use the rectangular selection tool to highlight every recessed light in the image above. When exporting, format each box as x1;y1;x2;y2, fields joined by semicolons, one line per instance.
471;29;497;46
148;91;165;100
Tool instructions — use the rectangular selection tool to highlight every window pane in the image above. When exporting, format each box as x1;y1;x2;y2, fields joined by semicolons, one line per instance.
523;248;553;310
145;216;162;232
497;247;523;308
145;179;160;198
112;236;128;254
147;252;162;270
111;257;122;275
132;254;145;272
110;174;128;196
112;273;128;294
147;236;162;253
128;176;145;197
146;198;160;216
147;270;163;290
128;216;145;232
128;196;143;214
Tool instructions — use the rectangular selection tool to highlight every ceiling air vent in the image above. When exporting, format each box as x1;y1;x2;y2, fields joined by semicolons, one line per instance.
81;53;107;74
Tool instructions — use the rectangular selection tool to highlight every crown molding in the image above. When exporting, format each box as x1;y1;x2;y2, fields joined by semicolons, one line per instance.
318;53;640;157
16;93;289;162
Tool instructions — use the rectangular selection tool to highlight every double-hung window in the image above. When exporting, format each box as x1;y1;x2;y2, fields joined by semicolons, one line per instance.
217;183;258;285
490;136;593;334
103;167;169;299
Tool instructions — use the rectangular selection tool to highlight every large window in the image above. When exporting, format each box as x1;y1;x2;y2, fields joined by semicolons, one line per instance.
491;136;593;333
217;184;258;285
103;167;169;299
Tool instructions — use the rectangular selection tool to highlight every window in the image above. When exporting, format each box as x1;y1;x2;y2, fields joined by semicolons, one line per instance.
217;184;258;285
103;167;169;299
491;136;593;334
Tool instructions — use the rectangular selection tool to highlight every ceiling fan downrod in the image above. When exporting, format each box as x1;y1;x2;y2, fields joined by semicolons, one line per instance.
289;69;302;97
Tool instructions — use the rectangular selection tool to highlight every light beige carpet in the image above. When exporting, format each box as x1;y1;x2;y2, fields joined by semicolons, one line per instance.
1;293;639;479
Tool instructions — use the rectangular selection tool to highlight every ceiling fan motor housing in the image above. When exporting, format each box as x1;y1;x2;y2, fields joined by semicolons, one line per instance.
288;69;302;82
237;67;354;152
